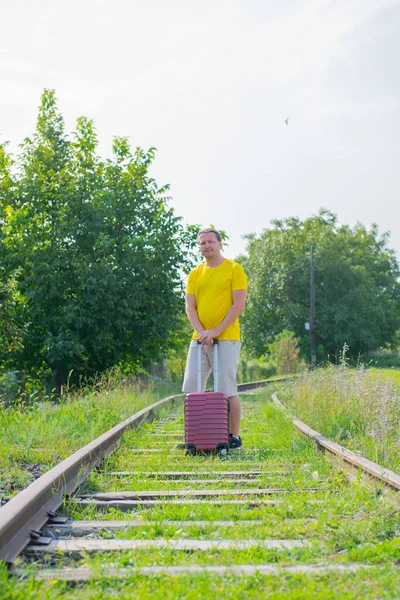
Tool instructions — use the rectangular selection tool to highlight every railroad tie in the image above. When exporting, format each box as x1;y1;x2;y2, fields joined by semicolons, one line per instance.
76;487;321;500
27;538;310;554
105;470;287;478
5;380;397;596
44;519;266;535
31;564;373;582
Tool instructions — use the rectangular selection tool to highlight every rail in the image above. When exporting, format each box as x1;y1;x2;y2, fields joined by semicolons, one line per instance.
1;375;398;572
0;376;286;563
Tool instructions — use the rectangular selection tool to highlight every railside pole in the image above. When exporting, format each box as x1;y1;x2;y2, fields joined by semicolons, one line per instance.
310;244;316;370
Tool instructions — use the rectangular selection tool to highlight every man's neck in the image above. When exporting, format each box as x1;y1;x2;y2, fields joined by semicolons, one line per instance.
205;254;225;268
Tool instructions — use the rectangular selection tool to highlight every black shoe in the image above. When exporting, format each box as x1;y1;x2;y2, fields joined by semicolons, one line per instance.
229;435;242;450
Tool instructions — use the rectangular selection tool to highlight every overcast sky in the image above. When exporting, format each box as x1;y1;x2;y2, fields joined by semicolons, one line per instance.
1;0;399;259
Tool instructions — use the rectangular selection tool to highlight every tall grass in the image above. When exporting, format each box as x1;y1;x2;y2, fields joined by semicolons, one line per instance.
0;370;181;496
281;365;400;472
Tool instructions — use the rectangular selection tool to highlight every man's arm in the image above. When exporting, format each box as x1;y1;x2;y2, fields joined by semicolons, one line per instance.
198;289;247;345
185;294;205;335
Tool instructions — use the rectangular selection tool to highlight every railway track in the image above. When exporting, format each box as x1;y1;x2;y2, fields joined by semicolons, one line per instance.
1;379;399;597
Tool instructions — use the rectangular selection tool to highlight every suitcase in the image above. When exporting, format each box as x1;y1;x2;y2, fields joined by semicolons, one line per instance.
184;339;230;455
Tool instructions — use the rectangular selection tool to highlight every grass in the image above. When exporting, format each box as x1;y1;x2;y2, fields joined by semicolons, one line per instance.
1;564;399;600
0;373;181;498
370;368;400;385
1;381;400;598
280;365;400;472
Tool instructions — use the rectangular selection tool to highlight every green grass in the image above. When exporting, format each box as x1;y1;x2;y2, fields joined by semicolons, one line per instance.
2;564;400;600
1;385;400;598
0;375;181;498
370;368;400;385
280;366;400;472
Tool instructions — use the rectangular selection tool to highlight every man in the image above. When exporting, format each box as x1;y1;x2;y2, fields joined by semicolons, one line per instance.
182;227;247;449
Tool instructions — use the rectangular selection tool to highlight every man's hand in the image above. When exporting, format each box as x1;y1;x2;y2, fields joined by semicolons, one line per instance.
198;330;218;345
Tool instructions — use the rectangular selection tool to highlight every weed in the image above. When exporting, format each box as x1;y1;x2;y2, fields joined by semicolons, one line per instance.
281;366;400;471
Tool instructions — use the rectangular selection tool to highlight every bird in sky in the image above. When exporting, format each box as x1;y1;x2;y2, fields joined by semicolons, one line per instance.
285;117;290;125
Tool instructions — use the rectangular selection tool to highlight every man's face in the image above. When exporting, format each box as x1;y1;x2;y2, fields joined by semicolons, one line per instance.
198;233;222;257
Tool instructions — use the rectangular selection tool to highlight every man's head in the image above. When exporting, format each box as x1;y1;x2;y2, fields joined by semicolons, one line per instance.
197;228;223;259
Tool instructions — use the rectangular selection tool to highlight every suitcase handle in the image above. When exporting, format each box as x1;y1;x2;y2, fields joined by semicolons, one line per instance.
197;338;219;392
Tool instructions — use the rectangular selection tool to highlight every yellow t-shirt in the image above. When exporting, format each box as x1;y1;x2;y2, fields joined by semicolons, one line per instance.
186;258;248;341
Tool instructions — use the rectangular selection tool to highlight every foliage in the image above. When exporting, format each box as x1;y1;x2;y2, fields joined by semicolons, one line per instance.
0;370;20;405
359;350;400;369
265;329;302;375
0;90;199;392
238;330;302;381
238;357;277;382
165;311;193;382
238;209;400;361
0;272;26;365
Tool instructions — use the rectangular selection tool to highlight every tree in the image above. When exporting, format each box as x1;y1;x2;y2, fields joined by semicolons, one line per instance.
0;142;25;371
0;274;26;366
0;90;197;392
238;210;400;360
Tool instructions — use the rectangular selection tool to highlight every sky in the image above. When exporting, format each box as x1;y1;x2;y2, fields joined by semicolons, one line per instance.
1;0;400;259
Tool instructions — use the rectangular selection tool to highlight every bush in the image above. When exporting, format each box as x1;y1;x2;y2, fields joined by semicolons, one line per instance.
238;358;277;383
0;371;20;405
359;351;400;369
266;330;304;375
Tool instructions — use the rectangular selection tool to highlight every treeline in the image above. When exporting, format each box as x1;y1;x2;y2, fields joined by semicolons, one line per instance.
238;211;400;362
0;90;198;395
1;91;400;400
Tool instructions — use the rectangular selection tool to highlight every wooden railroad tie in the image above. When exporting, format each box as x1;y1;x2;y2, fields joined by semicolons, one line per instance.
27;538;310;554
74;499;279;510
77;488;321;500
31;563;372;582
105;470;288;478
44;519;266;535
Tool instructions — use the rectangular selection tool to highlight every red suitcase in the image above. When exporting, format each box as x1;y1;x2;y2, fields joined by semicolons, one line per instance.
184;339;230;455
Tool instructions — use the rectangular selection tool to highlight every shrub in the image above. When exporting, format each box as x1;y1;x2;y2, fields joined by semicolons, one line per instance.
266;330;304;375
238;357;277;383
0;370;20;405
359;351;400;369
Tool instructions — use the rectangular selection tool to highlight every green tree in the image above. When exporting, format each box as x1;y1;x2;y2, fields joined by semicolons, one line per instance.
0;273;26;366
0;90;197;392
239;210;400;360
0;142;25;372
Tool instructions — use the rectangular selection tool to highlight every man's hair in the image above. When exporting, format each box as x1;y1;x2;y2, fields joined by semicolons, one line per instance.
197;227;222;242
